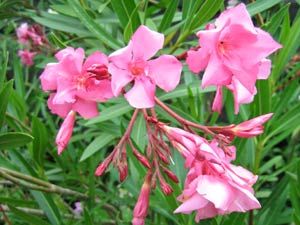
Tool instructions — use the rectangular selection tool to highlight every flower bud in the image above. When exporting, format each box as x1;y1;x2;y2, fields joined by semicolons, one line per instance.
132;172;152;225
230;113;273;138
118;148;128;182
56;110;76;155
95;154;114;176
132;147;151;169
162;167;179;183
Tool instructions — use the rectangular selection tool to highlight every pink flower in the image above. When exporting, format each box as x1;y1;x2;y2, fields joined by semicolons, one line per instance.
164;126;260;221
16;23;46;46
18;50;36;66
132;173;152;225
186;3;281;114
228;113;273;138
16;23;30;44
40;47;113;119
56;110;76;154
109;25;182;108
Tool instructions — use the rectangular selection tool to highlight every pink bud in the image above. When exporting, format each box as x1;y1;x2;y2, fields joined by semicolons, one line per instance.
132;172;152;225
118;148;128;182
156;150;169;164
132;147;151;169
162;167;179;183
56;110;76;155
18;50;36;67
95;154;114;177
158;174;173;195
231;113;273;138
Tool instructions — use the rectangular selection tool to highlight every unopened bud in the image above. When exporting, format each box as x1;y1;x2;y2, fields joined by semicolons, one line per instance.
132;172;152;225
95;154;113;176
159;176;173;195
156;150;169;164
132;147;151;169
162;167;179;183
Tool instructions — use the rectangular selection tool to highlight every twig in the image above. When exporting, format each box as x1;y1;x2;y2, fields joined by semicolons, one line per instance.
0;204;80;219
0;167;87;199
154;97;214;135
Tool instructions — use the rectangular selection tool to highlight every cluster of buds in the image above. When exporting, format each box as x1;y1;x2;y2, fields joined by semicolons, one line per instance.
16;23;49;66
38;3;281;224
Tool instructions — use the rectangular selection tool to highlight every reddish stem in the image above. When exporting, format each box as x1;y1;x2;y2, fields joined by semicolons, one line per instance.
154;97;214;136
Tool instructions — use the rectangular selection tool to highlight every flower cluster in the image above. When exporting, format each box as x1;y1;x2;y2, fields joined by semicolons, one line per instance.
16;23;48;66
186;4;281;113
163;126;260;221
38;3;281;225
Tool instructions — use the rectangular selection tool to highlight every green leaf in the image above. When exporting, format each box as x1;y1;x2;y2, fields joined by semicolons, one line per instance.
85;102;132;125
0;132;33;150
9;151;62;225
8;205;51;225
111;0;140;29
32;117;48;167
272;13;300;80
158;0;179;32
80;133;115;161
69;0;122;49
0;51;8;89
264;4;289;35
0;80;13;127
123;1;142;42
247;0;282;16
131;113;147;151
191;0;223;31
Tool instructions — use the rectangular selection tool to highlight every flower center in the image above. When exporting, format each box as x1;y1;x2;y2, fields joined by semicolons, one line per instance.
129;60;146;77
87;64;110;80
76;76;87;90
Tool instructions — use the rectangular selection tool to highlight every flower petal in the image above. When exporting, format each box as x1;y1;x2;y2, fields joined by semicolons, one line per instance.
174;193;208;214
148;55;182;92
40;63;58;91
131;25;164;60
257;59;271;79
47;94;72;118
109;63;133;96
197;175;233;210
55;47;85;72
72;98;99;119
186;48;209;73
82;51;108;73
125;77;156;108
76;80;113;102
201;55;232;88
212;86;223;113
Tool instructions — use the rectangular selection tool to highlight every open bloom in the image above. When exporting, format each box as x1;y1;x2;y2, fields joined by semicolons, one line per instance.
186;3;281;113
18;50;36;66
41;47;113;119
40;47;113;153
109;25;182;108
16;23;46;46
163;126;260;222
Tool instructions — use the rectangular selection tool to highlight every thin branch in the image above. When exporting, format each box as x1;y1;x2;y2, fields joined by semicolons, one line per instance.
0;167;87;199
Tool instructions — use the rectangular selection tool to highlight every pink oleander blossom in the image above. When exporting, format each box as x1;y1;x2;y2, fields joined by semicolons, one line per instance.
163;126;260;222
16;23;30;44
186;3;281;114
18;50;36;66
40;47;113;119
109;25;182;108
16;23;46;46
